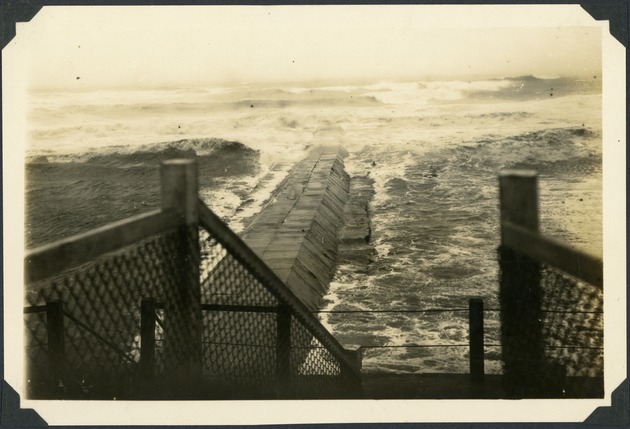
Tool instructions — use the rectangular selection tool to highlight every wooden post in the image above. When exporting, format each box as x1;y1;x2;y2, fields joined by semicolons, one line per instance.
344;347;363;373
498;170;545;397
161;159;198;224
469;298;484;383
276;305;291;398
46;300;65;385
160;159;201;396
341;347;363;398
499;170;539;234
140;298;156;383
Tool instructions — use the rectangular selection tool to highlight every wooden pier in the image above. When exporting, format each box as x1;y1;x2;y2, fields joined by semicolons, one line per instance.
241;145;349;310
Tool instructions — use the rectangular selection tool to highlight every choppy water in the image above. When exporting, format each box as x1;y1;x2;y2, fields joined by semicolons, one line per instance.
323;125;601;374
25;75;602;374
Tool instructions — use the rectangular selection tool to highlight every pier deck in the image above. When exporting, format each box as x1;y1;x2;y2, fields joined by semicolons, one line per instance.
240;145;349;310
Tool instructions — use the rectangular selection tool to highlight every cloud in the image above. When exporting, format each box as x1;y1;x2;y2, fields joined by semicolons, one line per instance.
17;5;602;89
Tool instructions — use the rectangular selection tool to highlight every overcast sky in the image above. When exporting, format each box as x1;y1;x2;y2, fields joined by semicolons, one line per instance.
14;5;602;89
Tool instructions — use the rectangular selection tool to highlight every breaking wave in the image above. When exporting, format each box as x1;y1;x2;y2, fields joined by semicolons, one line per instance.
26;78;603;374
25;138;262;247
27;138;258;167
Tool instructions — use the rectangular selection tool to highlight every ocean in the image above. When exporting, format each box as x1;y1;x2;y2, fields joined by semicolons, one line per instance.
25;75;602;374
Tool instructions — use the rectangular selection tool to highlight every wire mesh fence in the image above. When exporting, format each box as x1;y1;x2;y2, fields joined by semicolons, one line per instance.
24;227;189;398
498;247;604;397
24;160;362;400
498;170;604;398
540;264;604;378
197;206;362;399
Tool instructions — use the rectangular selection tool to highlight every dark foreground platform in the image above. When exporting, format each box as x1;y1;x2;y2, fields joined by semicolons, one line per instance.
361;373;506;399
187;373;603;400
365;373;604;399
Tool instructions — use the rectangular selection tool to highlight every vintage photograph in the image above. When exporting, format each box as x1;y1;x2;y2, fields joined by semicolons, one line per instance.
3;3;626;425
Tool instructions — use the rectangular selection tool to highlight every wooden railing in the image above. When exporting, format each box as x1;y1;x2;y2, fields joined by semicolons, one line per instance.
498;169;604;398
196;199;362;380
25;210;181;284
501;222;603;289
499;169;603;287
24;159;362;399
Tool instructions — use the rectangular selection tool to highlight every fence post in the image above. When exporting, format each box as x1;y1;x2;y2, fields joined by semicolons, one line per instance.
344;347;363;373
46;300;65;386
498;170;545;397
469;298;484;383
140;298;156;385
160;159;201;397
276;305;291;398
341;347;363;397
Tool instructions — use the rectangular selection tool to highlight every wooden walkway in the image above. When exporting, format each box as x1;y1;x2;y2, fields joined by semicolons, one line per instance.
240;146;349;310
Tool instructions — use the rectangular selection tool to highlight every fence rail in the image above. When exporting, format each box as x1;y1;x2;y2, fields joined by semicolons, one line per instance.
25;209;181;284
25;296;502;389
197;200;361;378
501;221;603;288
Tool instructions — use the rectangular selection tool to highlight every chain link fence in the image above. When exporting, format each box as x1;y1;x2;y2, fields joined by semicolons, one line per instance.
498;171;604;398
540;264;604;378
197;205;362;399
24;227;186;398
498;248;604;398
24;160;362;400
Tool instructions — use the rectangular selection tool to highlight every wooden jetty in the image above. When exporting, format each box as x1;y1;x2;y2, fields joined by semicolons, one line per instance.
240;145;349;310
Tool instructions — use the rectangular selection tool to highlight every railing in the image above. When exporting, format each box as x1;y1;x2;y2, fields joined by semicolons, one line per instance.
312;301;497;382
498;170;604;398
24;159;361;400
24;162;603;399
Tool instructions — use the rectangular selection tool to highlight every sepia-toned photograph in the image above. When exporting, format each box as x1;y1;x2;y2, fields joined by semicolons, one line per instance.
3;3;626;425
